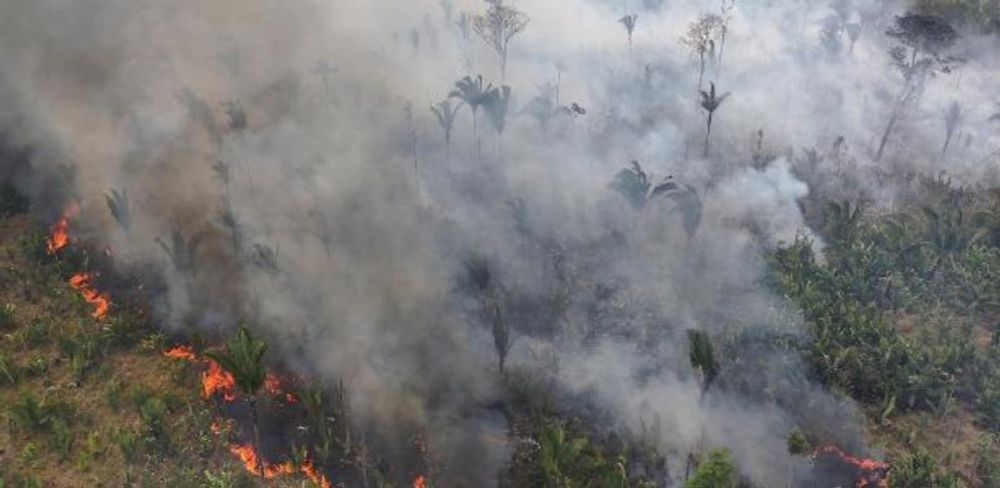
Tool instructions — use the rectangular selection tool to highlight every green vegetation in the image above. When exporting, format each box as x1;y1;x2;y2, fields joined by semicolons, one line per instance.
0;212;308;487
771;190;1000;483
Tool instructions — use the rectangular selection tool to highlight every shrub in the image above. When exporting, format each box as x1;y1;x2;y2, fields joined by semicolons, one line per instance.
890;449;962;488
113;427;141;464
0;353;18;385
685;449;736;488
0;303;15;330
105;378;124;411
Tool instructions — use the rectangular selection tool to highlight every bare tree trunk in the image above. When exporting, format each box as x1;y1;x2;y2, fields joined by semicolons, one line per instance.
704;111;714;157
697;52;706;92
251;395;265;480
942;131;954;159
875;110;898;162
473;110;481;160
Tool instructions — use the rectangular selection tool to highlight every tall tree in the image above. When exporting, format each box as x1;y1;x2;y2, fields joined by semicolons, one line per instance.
430;99;463;161
205;326;268;479
483;85;513;161
687;330;718;394
450;75;493;159
472;0;530;82
716;0;735;67
876;14;962;161
699;82;730;157
619;14;638;56
942;101;961;158
681;14;723;91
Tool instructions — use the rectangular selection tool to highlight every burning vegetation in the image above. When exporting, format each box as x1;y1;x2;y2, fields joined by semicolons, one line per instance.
5;0;1000;486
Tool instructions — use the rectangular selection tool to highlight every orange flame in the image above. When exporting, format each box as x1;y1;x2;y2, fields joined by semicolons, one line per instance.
46;212;71;254
228;443;332;487
814;445;889;488
264;373;299;403
228;443;296;478
413;475;427;488
68;273;110;319
162;346;249;403
301;458;333;488
164;345;197;361
203;359;238;402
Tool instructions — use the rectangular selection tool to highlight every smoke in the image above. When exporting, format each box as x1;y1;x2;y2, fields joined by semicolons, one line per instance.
1;0;997;485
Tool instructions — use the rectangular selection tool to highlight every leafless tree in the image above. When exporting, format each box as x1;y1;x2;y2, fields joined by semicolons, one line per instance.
681;14;724;91
717;0;735;67
472;0;530;82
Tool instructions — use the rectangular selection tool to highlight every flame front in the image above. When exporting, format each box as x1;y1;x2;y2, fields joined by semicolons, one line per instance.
301;458;333;488
413;475;427;488
228;443;332;487
68;272;110;319
814;445;889;488
162;345;237;402
203;359;237;402
46;213;70;254
164;345;197;361
228;443;296;478
163;347;328;486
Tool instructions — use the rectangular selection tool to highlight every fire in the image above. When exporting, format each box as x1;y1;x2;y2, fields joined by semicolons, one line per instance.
162;346;328;486
413;475;427;488
164;345;197;361
301;458;333;488
228;443;332;487
68;272;110;319
265;373;281;395
46;213;70;254
264;373;299;403
162;346;238;402
814;445;889;488
228;443;295;478
203;359;238;402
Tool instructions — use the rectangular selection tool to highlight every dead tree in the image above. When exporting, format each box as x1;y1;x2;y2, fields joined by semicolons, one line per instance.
472;0;530;82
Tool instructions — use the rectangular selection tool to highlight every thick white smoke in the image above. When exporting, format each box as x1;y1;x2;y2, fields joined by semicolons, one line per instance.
1;0;997;485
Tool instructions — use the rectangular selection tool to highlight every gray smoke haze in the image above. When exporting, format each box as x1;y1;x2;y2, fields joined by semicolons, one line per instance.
1;0;998;485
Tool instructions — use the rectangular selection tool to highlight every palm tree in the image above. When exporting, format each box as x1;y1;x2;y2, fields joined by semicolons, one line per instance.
610;160;678;210
483;85;512;161
206;325;268;479
311;59;338;100
619;14;637;56
687;330;718;394
489;302;511;374
699;82;730;157
450;75;493;159
430;99;463;161
539;420;587;487
104;188;130;232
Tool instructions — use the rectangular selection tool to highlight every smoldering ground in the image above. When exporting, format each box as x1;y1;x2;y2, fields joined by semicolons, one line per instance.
0;0;998;485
